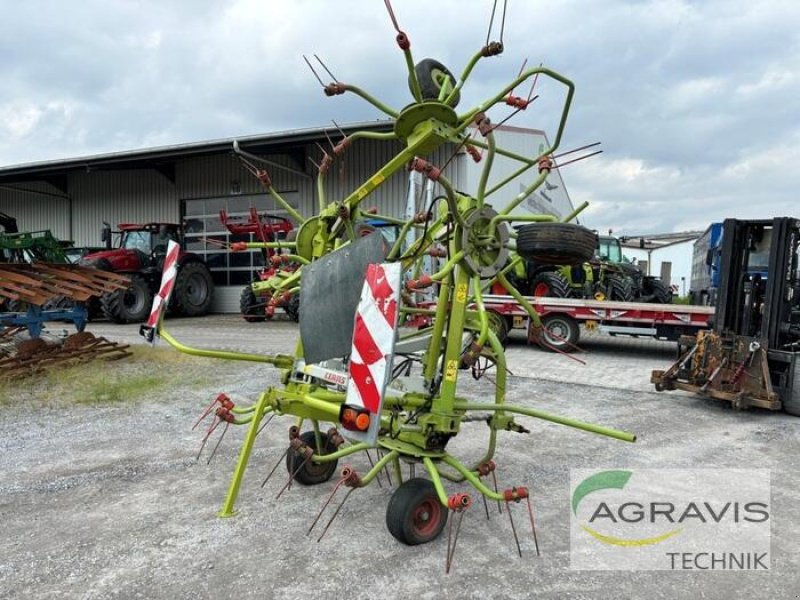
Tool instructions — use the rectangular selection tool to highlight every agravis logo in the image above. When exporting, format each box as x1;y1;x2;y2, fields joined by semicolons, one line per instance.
572;470;682;546
569;469;771;571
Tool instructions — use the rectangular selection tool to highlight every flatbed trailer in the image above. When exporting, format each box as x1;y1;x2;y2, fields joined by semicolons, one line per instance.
408;295;714;352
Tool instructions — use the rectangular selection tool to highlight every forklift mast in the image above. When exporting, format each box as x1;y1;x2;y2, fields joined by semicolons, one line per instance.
715;217;800;349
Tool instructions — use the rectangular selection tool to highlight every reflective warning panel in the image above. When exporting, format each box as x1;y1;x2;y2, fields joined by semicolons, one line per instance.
340;262;402;444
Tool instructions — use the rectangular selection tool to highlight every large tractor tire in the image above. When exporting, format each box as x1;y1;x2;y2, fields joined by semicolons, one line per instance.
101;274;153;324
517;223;597;265
173;262;214;317
240;286;267;322
644;278;673;304
605;274;634;302
530;271;572;298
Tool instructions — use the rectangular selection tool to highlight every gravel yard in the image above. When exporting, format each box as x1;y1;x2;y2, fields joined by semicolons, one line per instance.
1;317;798;599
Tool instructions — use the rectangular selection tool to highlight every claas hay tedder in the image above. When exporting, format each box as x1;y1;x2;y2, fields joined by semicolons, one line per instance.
142;1;636;570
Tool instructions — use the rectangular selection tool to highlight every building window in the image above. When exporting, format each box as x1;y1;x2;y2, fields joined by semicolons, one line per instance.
182;193;298;287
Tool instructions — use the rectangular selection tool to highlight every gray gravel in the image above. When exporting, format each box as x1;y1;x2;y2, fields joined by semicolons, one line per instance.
1;317;798;599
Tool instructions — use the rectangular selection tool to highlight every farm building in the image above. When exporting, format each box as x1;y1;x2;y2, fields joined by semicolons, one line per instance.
620;230;704;297
0;122;575;312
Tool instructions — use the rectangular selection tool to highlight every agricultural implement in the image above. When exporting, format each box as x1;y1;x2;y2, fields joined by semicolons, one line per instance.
143;2;636;569
0;260;133;379
219;194;299;322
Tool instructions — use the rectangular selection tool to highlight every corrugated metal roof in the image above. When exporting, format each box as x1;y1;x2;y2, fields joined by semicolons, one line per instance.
0;120;393;178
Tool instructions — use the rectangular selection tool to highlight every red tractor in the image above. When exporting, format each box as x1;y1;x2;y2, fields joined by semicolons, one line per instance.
219;208;298;321
80;222;214;323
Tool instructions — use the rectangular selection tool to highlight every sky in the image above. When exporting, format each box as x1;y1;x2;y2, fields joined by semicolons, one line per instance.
1;0;798;235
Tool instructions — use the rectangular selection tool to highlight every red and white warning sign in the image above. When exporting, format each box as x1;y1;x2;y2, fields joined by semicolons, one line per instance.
339;262;402;443
139;239;180;343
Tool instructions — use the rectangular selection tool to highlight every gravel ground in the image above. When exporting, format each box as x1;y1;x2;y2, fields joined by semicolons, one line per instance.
1;319;798;599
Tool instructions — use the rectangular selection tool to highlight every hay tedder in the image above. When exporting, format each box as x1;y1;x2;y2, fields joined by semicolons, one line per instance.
143;2;636;569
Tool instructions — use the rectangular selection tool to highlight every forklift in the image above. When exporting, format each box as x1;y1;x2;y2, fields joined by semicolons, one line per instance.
652;217;800;415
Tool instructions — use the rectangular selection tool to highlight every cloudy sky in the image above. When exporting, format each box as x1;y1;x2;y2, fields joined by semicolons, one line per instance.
1;0;798;235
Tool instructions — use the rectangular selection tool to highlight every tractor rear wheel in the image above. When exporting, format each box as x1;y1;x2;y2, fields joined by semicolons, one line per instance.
530;271;572;298
101;274;153;324
285;431;339;485
386;478;447;545
516;223;597;265
173;262;213;317
240;286;267;322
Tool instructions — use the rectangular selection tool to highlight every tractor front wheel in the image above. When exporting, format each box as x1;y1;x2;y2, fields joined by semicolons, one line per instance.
386;478;447;545
101;274;153;324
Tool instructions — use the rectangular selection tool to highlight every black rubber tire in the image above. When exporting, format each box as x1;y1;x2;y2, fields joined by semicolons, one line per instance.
644;278;673;304
284;294;300;323
538;313;580;352
173;261;214;317
605;274;634;302
386;478;448;545
285;431;339;485
412;58;460;107
530;271;572;298
101;274;153;324
486;310;509;345
784;360;800;417
516;223;597;265
240;286;267;322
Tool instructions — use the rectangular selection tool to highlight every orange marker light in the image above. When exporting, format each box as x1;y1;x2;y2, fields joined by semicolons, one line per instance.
355;413;370;431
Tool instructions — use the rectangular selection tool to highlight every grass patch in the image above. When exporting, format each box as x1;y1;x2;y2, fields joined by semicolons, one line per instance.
1;345;211;406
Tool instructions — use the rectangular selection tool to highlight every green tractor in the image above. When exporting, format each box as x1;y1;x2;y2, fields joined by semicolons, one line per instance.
509;234;673;303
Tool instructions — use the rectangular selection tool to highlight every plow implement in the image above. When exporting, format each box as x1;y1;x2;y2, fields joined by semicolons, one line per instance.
142;1;636;571
0;263;132;378
0;331;131;380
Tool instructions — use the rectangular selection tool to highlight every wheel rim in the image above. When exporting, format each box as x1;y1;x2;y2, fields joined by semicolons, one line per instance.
544;319;569;347
533;282;550;297
411;498;442;538
185;273;209;307
124;287;146;313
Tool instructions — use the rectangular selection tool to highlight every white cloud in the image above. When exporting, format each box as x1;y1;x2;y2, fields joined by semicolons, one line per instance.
0;0;798;234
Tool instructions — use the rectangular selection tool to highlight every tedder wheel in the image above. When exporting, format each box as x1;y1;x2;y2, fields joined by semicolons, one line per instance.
537;313;580;352
486;310;509;345
412;58;460;107
283;294;300;323
285;431;339;485
530;271;572;298
101;274;153;324
386;478;448;545
239;285;267;322
516;223;597;265
172;262;214;317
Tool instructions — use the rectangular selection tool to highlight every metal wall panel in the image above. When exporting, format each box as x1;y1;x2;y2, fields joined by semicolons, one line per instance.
70;170;179;246
462;127;575;220
0;182;71;240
